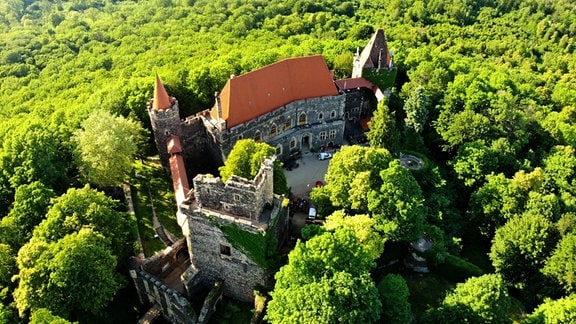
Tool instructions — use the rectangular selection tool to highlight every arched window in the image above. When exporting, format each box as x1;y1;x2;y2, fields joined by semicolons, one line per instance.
285;118;292;130
298;113;307;125
318;112;324;121
254;131;261;142
290;138;297;149
270;124;277;137
275;145;282;155
330;110;336;118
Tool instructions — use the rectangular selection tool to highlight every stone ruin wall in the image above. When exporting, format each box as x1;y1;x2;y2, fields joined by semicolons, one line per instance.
129;240;197;324
182;208;270;303
180;114;224;177
191;158;274;222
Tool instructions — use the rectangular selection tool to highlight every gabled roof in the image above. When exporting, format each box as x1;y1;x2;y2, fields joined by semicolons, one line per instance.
153;74;174;110
210;55;339;128
358;29;391;70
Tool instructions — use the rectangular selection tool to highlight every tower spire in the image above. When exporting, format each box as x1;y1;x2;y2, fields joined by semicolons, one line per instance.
153;74;173;110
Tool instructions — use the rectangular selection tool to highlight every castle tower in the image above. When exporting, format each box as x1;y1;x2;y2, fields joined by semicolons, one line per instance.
352;28;392;78
147;75;181;169
351;28;396;92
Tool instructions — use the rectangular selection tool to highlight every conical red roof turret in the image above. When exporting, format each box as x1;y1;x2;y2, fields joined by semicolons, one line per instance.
153;74;173;110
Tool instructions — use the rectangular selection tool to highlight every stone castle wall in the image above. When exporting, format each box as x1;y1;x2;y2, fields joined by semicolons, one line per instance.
207;95;346;160
191;158;274;221
181;207;270;302
147;100;182;168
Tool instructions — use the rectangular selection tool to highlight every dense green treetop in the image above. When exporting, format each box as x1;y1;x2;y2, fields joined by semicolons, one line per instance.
14;228;122;321
267;227;381;323
218;138;288;194
1;0;576;321
323;145;393;211
377;274;412;324
423;274;511;323
33;185;136;260
525;294;576;324
73;109;146;187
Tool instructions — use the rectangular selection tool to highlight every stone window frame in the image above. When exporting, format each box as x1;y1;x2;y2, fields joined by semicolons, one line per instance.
238;134;243;140
275;145;282;156
298;113;307;125
220;244;231;256
254;130;261;142
319;131;327;141
318;112;324;121
285;118;292;130
329;130;337;139
233;194;240;201
270;124;277;137
290;137;297;149
330;110;336;118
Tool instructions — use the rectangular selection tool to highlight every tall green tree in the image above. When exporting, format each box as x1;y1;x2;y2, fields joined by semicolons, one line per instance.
0;120;70;210
14;229;122;321
490;213;558;289
267;228;381;323
218;139;288;195
367;100;399;153
0;243;16;291
33;185;135;260
30;308;75;324
323;211;385;260
368;160;425;242
543;234;576;294
403;85;429;134
451;141;498;188
525;294;576;324
1;182;55;248
73;110;146;187
324;146;393;211
423;274;511;323
377;274;411;324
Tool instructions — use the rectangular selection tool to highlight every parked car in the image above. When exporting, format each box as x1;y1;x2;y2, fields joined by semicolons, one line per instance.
318;152;332;160
307;207;317;220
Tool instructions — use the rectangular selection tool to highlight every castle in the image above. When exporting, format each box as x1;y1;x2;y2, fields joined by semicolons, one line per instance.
129;28;395;323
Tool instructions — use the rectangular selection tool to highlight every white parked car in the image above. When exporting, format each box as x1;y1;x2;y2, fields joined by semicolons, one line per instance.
318;152;332;160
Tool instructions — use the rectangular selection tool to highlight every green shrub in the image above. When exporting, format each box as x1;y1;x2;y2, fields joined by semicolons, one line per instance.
434;254;483;282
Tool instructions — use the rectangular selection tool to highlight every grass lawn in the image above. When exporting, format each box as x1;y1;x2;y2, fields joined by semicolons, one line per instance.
131;159;181;256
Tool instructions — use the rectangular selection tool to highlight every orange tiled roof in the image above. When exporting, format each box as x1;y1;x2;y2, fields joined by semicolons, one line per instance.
335;78;375;91
167;136;189;204
153;74;174;110
210;55;339;128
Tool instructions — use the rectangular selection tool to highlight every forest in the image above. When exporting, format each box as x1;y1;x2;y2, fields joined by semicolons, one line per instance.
1;0;576;323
